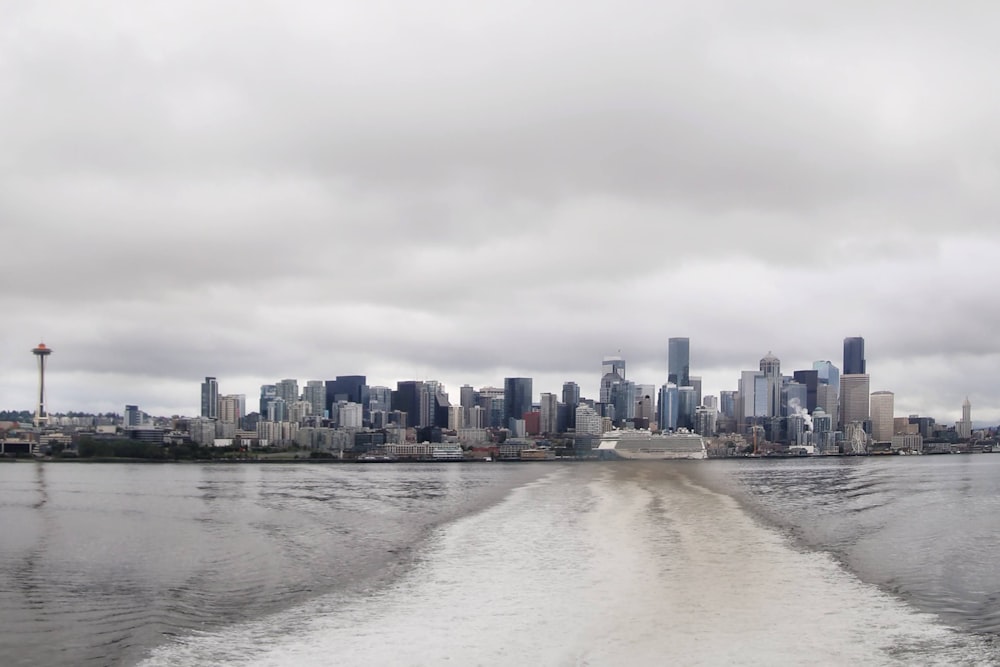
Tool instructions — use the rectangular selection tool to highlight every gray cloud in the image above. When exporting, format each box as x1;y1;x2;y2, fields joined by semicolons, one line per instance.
2;0;999;424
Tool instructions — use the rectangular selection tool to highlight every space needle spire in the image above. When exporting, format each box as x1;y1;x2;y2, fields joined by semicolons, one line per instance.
32;342;52;428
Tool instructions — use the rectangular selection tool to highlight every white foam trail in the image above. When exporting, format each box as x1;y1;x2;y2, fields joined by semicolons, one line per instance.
141;466;992;666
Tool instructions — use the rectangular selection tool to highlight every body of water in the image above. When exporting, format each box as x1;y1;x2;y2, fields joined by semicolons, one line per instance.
2;456;999;665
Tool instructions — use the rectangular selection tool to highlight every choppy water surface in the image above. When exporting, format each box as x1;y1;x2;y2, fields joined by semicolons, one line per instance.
2;456;1000;665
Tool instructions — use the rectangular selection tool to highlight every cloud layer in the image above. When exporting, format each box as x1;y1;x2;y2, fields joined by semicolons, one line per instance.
2;1;998;423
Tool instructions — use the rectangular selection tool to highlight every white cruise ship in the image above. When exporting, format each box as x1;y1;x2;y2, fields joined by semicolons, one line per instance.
597;429;708;460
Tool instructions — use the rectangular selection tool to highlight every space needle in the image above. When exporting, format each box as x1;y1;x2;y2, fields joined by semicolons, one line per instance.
33;342;52;428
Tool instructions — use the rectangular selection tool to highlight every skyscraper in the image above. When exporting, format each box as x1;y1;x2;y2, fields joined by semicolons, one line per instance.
840;374;871;429
562;381;580;429
259;384;277;417
843;337;866;375
668;338;690;387
792;370;819;413
302;381;327;419
392;381;424;429
657;383;679;431
539;393;558;434
957;397;973;439
276;378;299;405
201;376;218;419
325;375;367;417
759;352;781;418
870;391;894;442
503;377;533;427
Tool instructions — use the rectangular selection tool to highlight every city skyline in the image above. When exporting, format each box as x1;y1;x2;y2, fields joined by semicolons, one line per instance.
0;337;990;428
3;3;1000;422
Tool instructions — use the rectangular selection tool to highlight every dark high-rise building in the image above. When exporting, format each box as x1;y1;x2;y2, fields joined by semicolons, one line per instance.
562;381;580;429
201;377;218;419
392;381;424;430
668;338;690;387
843;337;866;375
503;377;533;427
325;375;367;418
259;384;276;416
792;370;819;413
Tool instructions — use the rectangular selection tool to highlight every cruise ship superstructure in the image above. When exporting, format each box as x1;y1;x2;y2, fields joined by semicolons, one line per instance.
597;429;708;460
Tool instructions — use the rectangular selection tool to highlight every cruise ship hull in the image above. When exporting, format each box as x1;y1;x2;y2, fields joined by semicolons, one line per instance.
597;431;708;460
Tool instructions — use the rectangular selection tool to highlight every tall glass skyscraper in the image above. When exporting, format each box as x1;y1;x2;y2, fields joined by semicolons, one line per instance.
201;377;218;419
668;337;690;387
843;337;866;375
503;377;533;427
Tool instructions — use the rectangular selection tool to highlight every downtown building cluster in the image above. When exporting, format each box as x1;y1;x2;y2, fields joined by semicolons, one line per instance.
177;335;979;458
1;336;985;459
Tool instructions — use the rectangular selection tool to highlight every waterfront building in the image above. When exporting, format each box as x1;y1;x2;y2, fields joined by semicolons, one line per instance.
393;381;425;429
201;376;218;420
657;383;679;431
812;408;835;453
635;384;656;422
467;405;486;429
325;376;367;417
337;402;363;429
448;405;464;431
843;337;866;375
870;391;895;442
575;405;602;436
302;381;326;419
840;374;871;429
460;385;477;425
562;381;580;429
694;406;716;436
787;414;806;446
668;338;690;387
189;417;217;445
219;394;243;424
503;377;533;427
678;386;697;430
124;404;142;428
540;393;559;434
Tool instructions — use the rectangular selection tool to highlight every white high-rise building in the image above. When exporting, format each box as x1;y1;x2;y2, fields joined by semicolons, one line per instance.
957;397;973;439
759;352;781;418
575;405;602;436
870;391;894;443
338;402;363;429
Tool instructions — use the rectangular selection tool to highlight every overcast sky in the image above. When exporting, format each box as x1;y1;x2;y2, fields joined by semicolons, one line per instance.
2;1;998;423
